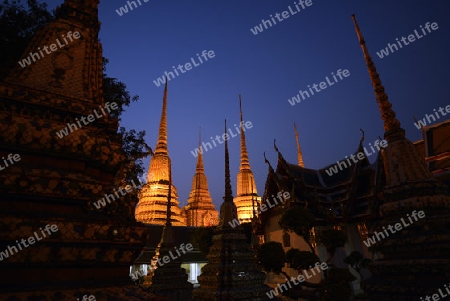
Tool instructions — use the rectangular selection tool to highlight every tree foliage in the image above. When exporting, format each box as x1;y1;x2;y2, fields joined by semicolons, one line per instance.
316;229;347;256
0;0;54;79
285;248;319;271
279;206;316;251
258;242;285;274
102;58;139;120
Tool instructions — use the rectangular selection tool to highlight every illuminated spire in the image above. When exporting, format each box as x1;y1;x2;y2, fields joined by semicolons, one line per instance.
234;95;261;223
155;79;168;155
184;128;219;227
196;127;204;172
239;94;250;170
135;79;185;226
294;122;305;167
351;14;403;139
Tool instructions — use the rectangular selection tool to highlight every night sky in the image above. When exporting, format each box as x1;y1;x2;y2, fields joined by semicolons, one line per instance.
41;0;450;210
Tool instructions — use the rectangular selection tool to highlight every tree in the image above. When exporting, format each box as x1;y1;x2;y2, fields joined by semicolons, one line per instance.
0;0;54;79
285;248;319;272
279;206;316;252
316;229;347;263
258;242;285;274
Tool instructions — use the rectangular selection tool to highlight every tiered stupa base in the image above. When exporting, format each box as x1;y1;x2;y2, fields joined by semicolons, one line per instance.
149;226;193;301
365;195;450;300
192;223;272;300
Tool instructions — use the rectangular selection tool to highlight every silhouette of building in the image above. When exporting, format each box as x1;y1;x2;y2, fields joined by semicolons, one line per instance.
0;0;164;299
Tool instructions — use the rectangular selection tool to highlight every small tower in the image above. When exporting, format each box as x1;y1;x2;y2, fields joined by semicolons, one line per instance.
183;128;219;226
135;80;185;226
234;95;261;223
192;120;271;301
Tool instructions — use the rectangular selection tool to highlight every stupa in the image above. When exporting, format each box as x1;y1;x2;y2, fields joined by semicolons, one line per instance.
192;120;272;301
352;14;450;300
183;129;219;227
148;158;193;300
135;80;185;226
234;95;261;223
0;0;163;299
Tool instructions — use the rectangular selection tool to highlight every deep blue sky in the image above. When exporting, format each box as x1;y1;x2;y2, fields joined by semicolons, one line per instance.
43;0;450;210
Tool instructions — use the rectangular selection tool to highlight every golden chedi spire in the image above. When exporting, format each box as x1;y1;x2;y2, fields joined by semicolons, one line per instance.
135;80;185;226
234;95;261;223
239;96;251;169
154;79;168;155
196;128;204;172
184;128;219;227
294;122;305;167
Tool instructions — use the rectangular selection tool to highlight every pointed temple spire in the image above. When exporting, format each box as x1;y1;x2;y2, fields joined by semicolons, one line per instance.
350;15;450;300
351;14;434;186
234;96;261;223
351;14;403;139
196;127;204;172
155;79;168;155
135;80;185;226
294;122;305;167
239;94;250;169
224;119;234;204
184;128;219;227
192;119;270;300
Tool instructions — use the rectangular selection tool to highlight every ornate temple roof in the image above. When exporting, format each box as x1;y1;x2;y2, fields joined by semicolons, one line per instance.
260;137;379;227
134;225;207;264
